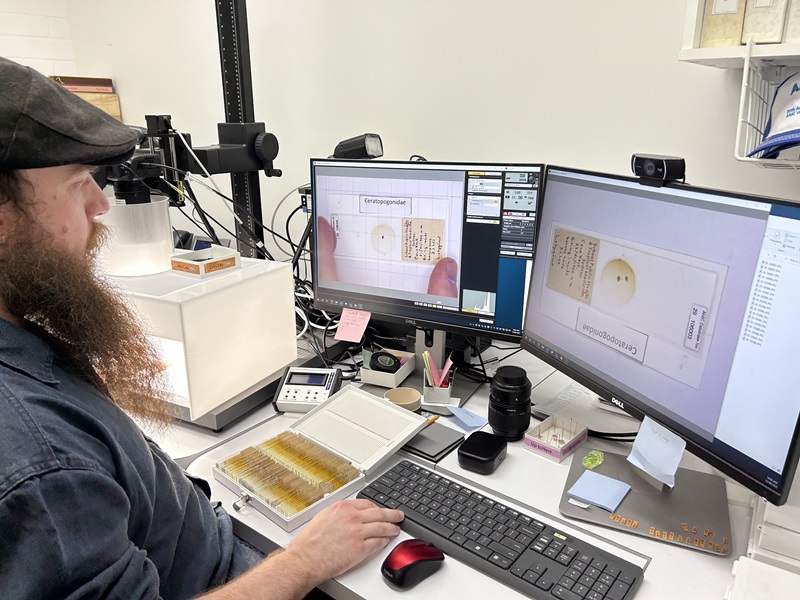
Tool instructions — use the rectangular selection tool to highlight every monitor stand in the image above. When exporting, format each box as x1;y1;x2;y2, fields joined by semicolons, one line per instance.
360;329;483;414
559;448;732;556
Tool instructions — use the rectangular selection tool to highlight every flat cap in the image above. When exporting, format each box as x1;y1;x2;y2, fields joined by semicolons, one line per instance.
0;57;138;169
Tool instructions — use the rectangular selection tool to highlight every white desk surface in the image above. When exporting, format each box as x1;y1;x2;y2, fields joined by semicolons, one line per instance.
175;349;753;600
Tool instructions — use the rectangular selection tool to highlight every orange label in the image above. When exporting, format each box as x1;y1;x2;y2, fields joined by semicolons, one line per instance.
205;258;236;273
171;260;200;275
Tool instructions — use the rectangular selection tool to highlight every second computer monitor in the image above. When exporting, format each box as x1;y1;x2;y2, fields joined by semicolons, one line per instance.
310;159;543;342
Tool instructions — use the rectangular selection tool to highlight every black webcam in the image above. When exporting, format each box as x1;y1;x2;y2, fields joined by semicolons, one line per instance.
631;154;685;186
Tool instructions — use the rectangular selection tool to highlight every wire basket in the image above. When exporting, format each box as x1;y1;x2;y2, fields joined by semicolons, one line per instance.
735;42;800;169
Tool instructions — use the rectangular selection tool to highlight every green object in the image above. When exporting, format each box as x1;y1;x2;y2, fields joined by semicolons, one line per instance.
582;450;604;469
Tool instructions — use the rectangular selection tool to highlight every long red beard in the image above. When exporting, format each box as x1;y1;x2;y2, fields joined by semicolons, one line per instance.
0;219;175;426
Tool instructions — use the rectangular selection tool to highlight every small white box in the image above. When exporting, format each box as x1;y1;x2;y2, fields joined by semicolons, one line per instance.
170;246;240;278
423;380;452;405
212;386;426;530
360;350;415;388
524;416;588;463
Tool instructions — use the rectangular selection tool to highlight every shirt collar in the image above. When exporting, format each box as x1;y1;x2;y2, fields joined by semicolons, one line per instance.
0;317;59;385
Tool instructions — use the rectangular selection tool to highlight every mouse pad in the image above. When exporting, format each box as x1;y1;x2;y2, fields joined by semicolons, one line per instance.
401;422;464;463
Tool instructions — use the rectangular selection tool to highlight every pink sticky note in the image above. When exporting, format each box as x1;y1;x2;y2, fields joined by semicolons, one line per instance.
437;354;453;387
334;307;371;343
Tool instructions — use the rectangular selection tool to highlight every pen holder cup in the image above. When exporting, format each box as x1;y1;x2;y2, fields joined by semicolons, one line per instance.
423;381;452;405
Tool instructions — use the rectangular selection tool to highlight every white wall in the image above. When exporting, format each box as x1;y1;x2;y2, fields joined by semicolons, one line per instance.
0;0;75;75
55;1;800;257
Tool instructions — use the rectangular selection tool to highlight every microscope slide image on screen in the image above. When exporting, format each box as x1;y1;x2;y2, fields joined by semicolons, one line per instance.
539;224;728;389
316;177;463;304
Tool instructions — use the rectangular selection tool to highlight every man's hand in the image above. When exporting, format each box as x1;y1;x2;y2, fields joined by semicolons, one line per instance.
316;216;338;281
284;499;404;586
199;499;403;599
427;257;458;298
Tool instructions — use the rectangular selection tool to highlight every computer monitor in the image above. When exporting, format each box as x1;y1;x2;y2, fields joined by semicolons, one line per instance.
521;165;800;507
310;159;542;391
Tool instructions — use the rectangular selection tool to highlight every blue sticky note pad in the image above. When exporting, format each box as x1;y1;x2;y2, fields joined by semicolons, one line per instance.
567;470;631;512
448;406;488;430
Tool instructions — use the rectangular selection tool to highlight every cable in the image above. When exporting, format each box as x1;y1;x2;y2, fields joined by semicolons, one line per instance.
142;162;290;258
270;183;311;259
160;178;263;255
174;128;238;222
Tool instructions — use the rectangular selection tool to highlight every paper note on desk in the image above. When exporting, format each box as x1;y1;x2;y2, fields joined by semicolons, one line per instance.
448;406;488;431
334;307;371;343
567;470;631;512
627;416;685;488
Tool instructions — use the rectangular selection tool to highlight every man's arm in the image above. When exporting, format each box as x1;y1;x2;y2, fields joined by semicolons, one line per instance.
0;470;164;600
200;499;404;600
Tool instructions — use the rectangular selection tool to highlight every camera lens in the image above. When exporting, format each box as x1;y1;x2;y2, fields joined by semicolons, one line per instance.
488;365;532;441
643;160;657;177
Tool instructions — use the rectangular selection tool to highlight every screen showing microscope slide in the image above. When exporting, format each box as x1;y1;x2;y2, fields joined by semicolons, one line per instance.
310;159;543;341
521;166;800;504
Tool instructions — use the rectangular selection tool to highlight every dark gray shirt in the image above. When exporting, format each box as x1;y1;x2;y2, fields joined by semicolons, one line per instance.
0;318;235;599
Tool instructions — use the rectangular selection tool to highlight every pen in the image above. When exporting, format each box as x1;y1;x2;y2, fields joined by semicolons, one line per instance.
425;415;439;427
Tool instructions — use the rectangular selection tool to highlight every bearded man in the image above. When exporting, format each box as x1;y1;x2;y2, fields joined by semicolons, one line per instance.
0;57;403;600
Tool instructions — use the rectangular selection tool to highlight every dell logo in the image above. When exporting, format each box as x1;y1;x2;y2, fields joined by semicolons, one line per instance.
611;397;625;410
404;318;417;326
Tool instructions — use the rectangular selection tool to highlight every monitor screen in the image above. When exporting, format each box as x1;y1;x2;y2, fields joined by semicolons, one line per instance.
521;166;800;505
311;159;543;342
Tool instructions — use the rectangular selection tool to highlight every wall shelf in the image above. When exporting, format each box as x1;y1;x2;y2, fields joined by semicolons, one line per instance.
680;0;800;68
681;1;800;168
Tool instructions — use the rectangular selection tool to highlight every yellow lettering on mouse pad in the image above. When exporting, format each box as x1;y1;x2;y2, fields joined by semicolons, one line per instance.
546;228;599;303
402;218;444;263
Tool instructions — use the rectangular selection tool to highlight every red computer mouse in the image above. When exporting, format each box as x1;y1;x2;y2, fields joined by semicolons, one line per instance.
381;538;445;589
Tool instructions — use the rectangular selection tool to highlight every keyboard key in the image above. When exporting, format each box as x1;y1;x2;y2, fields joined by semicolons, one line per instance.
511;564;527;578
360;487;377;499
618;572;636;585
558;576;576;588
604;565;621;578
591;559;607;572
552;585;583;600
556;553;573;566
535;576;555;591
463;540;493;560
522;570;540;584
585;567;602;579
488;541;519;561
501;536;525;553
529;563;548;575
607;581;631;600
488;553;512;569
592;581;610;595
598;573;615;586
572;559;588;572
573;583;591;597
